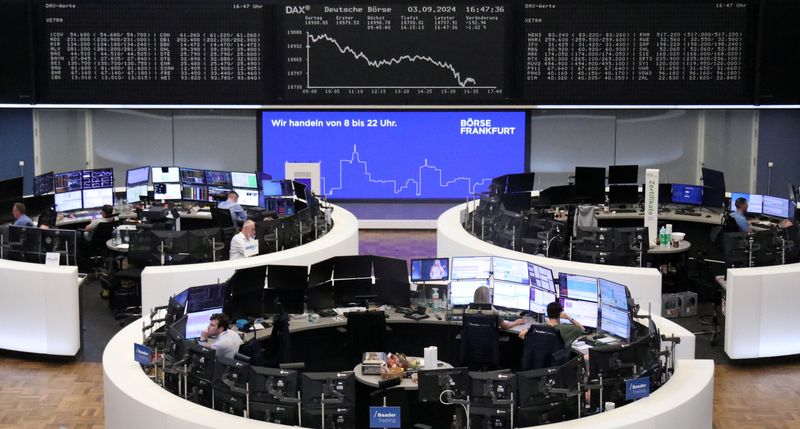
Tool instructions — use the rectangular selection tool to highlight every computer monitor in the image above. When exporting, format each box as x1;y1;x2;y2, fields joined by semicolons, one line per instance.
607;165;638;185
469;370;516;404
449;279;488;306
332;278;373;307
372;256;411;307
185;307;222;339
300;372;355;406
730;192;763;214
262;180;284;197
230;171;258;189
505;172;536;193
516;367;562;408
181;184;209;201
410;258;450;282
249;366;299;404
223;265;267;319
82;188;114;209
126;166;150;185
598;278;629;311
608;185;640;205
492;257;530;284
54;170;82;193
263;288;305;314
701;167;726;208
186;283;226;313
557;298;598;329
55;190;83;212
657;183;672;204
173;289;190;309
204;170;232;188
213;355;250;391
165;315;188;360
154;183;181;200
151;166;180;183
306;283;334;311
671;184;703;205
276;199;295;216
126;184;148;203
529;287;557;314
33;172;54;196
180;167;206;185
234;188;260;207
292;181;308;201
763;195;792;218
330;255;373;279
588;343;637;379
599;305;631;342
574;166;606;203
208;186;232;202
492;280;531;311
150;230;191;255
557;273;598;302
81;168;114;189
418;367;469;403
266;265;308;290
450;256;492;280
528;262;556;294
0;176;22;201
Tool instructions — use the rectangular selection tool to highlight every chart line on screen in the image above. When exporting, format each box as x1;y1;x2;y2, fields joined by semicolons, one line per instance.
320;145;492;197
305;32;493;89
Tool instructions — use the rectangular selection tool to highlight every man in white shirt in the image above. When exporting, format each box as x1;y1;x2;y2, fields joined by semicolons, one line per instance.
229;220;259;260
200;313;242;360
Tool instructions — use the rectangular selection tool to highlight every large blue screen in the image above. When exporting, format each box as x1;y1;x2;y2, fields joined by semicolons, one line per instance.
260;111;526;199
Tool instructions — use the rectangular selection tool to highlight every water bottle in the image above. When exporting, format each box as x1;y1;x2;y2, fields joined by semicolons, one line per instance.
431;288;440;311
659;226;666;247
115;227;121;245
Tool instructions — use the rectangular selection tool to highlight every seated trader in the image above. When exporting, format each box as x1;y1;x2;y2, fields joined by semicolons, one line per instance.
518;301;584;351
85;204;115;232
11;203;33;227
218;191;247;223
200;313;243;359
731;197;752;233
469;286;526;330
229;219;258;260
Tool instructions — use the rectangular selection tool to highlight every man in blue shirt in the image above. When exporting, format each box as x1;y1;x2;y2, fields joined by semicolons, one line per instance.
217;191;247;223
11;203;33;227
731;197;751;233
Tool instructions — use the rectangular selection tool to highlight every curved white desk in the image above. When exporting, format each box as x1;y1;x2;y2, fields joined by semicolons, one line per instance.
0;259;81;356
103;312;704;429
140;204;359;313
724;262;800;359
438;203;664;312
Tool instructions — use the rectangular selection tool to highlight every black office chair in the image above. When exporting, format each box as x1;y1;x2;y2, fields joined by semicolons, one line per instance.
341;311;388;367
86;221;117;289
263;312;293;368
520;324;566;371
211;207;238;259
458;312;500;371
109;229;152;324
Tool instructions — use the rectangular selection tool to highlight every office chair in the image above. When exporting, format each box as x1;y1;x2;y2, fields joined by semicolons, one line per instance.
520;324;566;371
458;312;500;371
109;229;152;324
340;311;388;367
493;209;525;250
211;207;237;259
85;221;117;289
263;312;293;368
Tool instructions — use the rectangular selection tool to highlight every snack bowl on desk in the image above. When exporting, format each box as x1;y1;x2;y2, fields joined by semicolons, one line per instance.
671;232;686;245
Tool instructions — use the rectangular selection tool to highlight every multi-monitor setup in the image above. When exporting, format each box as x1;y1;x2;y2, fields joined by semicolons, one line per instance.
412;256;635;343
729;192;796;220
32;168;117;212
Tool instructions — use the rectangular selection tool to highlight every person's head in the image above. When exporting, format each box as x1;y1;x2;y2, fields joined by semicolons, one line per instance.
227;191;239;203
242;219;255;238
734;197;748;213
473;286;491;304
12;202;26;219
208;313;231;336
433;259;442;268
547;301;563;321
101;204;113;218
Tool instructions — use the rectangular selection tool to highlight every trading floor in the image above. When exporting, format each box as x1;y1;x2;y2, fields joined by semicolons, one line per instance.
0;230;796;429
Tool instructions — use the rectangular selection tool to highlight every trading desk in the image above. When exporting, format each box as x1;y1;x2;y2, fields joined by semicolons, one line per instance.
438;203;664;312
140;204;359;313
103;311;707;429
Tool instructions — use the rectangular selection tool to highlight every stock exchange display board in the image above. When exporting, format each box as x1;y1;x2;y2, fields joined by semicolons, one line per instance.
0;0;791;104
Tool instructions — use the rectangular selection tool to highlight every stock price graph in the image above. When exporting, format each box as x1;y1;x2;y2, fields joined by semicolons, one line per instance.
282;4;508;102
261;111;526;200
